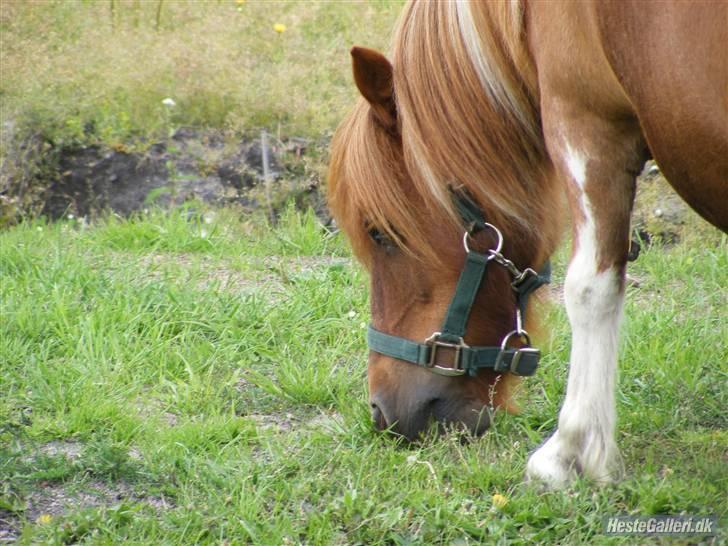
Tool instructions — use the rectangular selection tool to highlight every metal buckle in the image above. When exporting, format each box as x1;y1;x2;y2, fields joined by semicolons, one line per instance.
424;332;468;376
495;330;537;375
508;346;540;375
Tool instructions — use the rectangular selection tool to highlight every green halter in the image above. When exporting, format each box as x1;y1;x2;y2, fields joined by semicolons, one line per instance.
367;194;551;377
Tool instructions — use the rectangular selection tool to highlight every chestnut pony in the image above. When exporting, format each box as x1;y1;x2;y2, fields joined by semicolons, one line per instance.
328;0;727;488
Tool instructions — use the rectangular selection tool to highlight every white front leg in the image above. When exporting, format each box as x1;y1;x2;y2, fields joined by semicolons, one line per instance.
526;146;624;487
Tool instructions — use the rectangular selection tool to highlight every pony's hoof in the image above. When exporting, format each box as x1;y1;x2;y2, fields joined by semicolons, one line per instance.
525;433;578;489
526;430;623;488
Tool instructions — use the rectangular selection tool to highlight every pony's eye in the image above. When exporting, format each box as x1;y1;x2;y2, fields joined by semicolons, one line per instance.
368;227;390;246
367;226;399;251
365;222;402;252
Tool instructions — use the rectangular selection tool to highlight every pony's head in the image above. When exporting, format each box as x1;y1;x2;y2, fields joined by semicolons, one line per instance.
329;3;563;441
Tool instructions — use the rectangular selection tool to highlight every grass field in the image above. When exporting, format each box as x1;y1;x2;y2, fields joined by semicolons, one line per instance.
1;1;727;543
1;205;725;544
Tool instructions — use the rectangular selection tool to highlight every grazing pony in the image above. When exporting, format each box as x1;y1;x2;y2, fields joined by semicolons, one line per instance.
328;0;727;488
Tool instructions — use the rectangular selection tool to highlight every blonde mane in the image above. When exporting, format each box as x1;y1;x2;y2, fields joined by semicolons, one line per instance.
330;0;560;265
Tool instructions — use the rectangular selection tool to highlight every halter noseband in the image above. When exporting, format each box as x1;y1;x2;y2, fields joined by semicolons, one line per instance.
367;194;551;377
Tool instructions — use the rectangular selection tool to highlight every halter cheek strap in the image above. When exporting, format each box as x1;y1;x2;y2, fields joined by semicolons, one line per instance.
367;194;551;377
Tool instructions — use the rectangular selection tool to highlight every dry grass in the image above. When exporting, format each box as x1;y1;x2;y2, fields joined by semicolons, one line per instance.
0;0;403;147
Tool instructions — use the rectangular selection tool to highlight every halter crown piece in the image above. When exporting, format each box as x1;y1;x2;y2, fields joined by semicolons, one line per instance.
367;193;551;377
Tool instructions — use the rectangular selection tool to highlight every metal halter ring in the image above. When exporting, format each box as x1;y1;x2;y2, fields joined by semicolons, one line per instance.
496;329;536;374
500;329;532;352
462;222;503;256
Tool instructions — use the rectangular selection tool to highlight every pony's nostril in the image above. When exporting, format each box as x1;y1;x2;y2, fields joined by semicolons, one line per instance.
370;403;388;431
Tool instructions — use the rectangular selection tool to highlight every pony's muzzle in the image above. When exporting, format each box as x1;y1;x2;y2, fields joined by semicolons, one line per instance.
369;392;490;441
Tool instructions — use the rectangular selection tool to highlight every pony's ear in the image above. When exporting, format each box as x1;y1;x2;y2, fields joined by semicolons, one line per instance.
350;46;397;131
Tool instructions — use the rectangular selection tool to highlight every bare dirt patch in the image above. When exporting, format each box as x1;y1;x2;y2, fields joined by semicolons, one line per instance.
1;443;172;543
23;480;171;522
3;128;325;225
1;481;171;543
32;440;84;463
245;410;344;434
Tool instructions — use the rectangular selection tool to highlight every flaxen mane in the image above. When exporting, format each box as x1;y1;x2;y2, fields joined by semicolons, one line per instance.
329;1;561;264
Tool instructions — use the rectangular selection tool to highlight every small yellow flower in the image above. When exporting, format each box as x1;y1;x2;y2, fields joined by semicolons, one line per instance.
36;514;52;525
235;0;245;4
492;493;508;509
273;23;286;33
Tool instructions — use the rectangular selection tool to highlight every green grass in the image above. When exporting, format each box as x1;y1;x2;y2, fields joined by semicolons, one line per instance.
0;206;725;544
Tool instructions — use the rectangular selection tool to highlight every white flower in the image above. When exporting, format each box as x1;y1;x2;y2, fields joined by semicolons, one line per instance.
162;98;176;107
